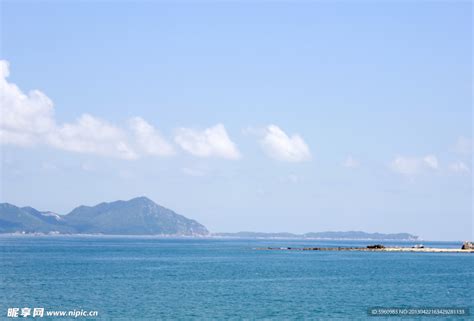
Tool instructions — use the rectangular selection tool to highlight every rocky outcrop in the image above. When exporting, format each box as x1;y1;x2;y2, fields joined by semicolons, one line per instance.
260;246;474;253
461;241;474;250
367;244;385;249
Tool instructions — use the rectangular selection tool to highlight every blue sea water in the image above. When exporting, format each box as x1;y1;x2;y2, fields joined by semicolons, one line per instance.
0;236;472;320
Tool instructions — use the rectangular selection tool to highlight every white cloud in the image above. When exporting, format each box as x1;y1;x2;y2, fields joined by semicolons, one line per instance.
342;156;360;168
454;136;472;155
449;161;470;174
0;59;182;160
47;114;138;160
0;60;138;159
423;155;439;170
129;117;174;156
259;125;311;162
0;60;55;146
389;154;439;176
174;124;241;159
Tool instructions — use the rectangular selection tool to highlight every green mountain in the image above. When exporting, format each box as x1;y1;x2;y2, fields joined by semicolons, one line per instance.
0;203;73;233
0;197;208;236
65;197;208;235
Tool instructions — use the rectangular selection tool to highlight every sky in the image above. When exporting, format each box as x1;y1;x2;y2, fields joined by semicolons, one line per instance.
0;1;472;241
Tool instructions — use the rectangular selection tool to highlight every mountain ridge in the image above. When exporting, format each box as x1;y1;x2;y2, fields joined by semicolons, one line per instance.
0;197;209;236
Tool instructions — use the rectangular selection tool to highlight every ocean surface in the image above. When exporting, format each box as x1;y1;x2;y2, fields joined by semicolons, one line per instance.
0;236;472;320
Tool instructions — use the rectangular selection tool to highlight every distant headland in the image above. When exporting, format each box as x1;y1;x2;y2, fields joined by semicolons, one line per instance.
0;197;208;236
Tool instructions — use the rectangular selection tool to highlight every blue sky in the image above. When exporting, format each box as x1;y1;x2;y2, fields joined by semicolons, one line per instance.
0;1;472;240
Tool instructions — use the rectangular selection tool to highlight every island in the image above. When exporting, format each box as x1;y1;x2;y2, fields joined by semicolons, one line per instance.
0;197;209;236
213;231;419;241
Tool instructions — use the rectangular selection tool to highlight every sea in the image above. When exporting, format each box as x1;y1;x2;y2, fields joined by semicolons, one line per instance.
0;236;472;320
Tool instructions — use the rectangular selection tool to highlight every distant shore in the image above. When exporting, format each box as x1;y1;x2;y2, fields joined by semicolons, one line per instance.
0;232;463;242
0;232;424;241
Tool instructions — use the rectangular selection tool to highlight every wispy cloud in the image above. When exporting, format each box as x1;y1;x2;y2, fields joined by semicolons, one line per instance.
342;156;360;169
118;169;135;179
280;174;300;184
454;136;472;155
449;161;470;174
41;161;58;171
81;162;96;172
389;155;439;176
174;124;241;160
259;125;311;162
181;167;207;177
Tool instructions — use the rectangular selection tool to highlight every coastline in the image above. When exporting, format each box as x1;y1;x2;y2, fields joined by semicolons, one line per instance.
0;233;468;244
0;233;430;241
